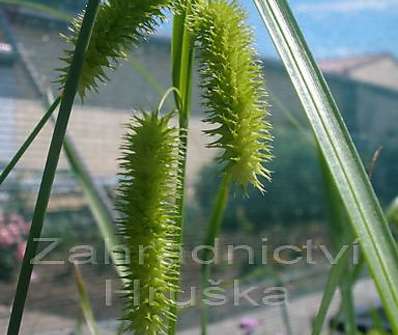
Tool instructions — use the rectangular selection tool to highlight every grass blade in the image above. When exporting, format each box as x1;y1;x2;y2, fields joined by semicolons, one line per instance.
340;278;356;335
73;264;100;335
318;149;355;335
61;128;124;277
168;3;195;334
265;269;295;335
308;157;343;334
44;95;124;280
128;56;166;98
253;0;398;331
313;146;386;334
7;2;100;333
313;154;356;335
311;246;351;335
0;97;60;186
200;174;231;335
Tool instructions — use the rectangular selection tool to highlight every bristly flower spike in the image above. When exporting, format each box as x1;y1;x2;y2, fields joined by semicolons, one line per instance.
116;111;181;334
192;0;273;191
58;0;172;98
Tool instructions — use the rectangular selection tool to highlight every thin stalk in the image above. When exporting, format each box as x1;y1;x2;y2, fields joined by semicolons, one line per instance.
280;300;293;335
128;56;166;98
34;96;121;278
0;97;60;186
311;246;351;335
269;93;307;136
314;152;354;333
336;147;383;334
201;174;232;335
340;278;356;335
168;2;195;334
270;271;293;335
6;2;100;334
61;131;123;277
73;264;100;335
351;253;365;282
172;1;194;206
312;144;385;335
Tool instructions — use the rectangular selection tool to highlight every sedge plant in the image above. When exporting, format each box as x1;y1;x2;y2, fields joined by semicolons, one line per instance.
58;0;173;98
113;2;272;333
2;0;398;334
191;1;272;332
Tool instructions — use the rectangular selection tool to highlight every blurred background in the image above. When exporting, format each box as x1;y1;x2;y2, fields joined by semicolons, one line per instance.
0;0;397;334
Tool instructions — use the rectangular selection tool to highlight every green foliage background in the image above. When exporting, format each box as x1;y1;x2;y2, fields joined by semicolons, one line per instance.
196;127;398;233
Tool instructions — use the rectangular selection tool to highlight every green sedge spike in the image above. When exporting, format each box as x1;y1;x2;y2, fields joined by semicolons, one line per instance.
58;0;171;98
116;111;180;335
192;0;272;191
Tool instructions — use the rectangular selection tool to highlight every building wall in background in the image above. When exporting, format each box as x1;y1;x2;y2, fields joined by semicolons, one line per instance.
350;57;398;91
1;9;398;195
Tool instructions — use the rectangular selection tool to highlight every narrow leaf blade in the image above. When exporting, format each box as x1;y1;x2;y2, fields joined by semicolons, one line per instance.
73;264;101;335
0;97;60;186
7;1;100;333
253;0;398;331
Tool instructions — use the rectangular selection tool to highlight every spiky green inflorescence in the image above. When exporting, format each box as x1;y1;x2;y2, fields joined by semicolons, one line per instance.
58;0;171;98
192;0;272;191
116;111;180;335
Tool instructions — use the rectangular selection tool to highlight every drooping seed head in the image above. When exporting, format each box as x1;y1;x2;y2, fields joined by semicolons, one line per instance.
58;0;172;98
192;0;272;191
116;111;181;334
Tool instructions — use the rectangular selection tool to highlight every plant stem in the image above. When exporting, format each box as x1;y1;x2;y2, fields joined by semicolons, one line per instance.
280;295;293;335
340;278;356;335
6;1;100;334
168;2;195;334
201;173;232;335
0;97;60;186
313;145;384;335
311;153;353;335
61;128;123;275
73;264;100;335
269;271;293;335
174;8;194;238
128;56;166;98
311;246;351;335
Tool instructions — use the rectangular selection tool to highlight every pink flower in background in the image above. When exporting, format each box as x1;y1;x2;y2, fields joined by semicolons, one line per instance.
7;222;22;240
0;225;15;246
0;213;30;248
10;213;20;222
10;214;30;235
0;214;29;246
0;213;31;280
239;317;260;335
16;241;27;261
